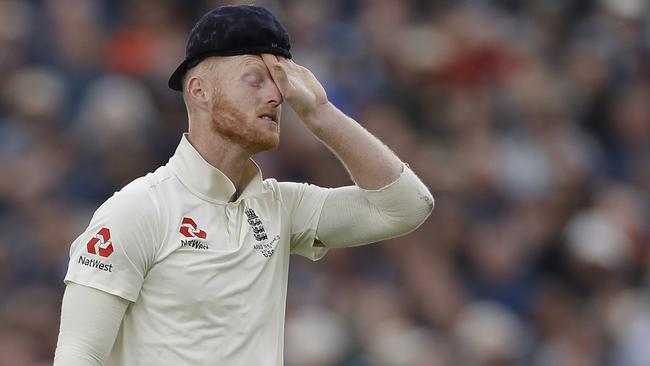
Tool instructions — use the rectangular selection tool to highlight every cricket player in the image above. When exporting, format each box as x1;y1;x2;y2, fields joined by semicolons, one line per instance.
54;5;433;365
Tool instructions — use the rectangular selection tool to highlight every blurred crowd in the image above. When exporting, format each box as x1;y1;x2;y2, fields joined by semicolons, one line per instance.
1;0;649;365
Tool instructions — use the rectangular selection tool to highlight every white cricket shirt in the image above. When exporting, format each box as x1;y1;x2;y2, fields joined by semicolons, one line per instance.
64;134;330;365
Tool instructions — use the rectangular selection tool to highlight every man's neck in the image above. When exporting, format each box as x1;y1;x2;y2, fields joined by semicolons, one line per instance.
186;130;254;202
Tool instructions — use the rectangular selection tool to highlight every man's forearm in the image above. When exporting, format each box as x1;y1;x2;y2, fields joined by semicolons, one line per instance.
260;55;404;189
302;102;403;190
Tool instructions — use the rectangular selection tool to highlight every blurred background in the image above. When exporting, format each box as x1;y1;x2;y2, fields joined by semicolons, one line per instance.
0;0;649;365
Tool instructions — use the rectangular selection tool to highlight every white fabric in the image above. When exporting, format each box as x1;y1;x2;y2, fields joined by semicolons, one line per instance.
57;134;433;365
61;134;329;366
54;283;128;366
317;164;434;247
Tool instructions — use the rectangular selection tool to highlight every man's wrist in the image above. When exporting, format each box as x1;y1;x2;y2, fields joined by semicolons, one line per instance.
300;101;335;135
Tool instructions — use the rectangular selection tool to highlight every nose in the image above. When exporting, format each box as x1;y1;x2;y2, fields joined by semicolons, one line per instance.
265;79;283;106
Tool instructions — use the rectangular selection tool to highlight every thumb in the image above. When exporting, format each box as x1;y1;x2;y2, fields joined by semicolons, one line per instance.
262;54;291;95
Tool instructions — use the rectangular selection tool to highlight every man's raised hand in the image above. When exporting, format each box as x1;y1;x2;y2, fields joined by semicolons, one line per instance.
262;54;329;123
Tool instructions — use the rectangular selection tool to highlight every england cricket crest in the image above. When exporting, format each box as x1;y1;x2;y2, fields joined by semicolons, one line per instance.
245;207;278;258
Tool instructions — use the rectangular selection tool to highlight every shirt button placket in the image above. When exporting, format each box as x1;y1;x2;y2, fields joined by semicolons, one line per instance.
225;202;240;244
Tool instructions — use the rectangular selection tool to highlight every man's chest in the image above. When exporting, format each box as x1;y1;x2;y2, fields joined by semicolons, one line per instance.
140;195;291;307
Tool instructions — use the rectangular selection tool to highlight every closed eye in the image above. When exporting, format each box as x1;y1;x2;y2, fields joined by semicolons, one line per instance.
243;70;263;87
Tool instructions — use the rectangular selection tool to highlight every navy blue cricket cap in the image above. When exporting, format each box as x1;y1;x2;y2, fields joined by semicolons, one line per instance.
168;5;291;91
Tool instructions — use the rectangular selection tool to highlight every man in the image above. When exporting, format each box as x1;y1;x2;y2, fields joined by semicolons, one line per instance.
54;5;433;365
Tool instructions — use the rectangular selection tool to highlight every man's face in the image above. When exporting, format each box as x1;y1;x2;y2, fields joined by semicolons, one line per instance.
208;55;283;154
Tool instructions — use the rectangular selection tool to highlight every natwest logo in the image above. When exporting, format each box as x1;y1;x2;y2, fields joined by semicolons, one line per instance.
86;227;114;257
179;217;207;239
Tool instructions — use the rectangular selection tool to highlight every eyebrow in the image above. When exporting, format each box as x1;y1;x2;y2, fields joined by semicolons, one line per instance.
239;56;267;70
242;62;266;72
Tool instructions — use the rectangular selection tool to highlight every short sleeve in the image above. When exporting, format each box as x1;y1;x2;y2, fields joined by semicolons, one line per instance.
64;187;161;302
278;182;331;261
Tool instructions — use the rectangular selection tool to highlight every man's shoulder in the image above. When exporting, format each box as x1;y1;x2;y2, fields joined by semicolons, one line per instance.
266;179;327;193
263;178;329;206
262;178;298;197
97;165;174;221
120;165;174;195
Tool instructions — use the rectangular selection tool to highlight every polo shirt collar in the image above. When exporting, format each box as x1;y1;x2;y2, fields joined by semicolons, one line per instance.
167;134;265;203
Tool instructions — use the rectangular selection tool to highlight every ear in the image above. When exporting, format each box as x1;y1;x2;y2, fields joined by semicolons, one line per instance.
186;76;211;110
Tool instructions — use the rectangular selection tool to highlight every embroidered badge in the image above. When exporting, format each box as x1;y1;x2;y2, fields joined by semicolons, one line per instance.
245;208;267;241
245;208;278;258
179;217;209;250
86;227;114;257
79;227;115;272
179;217;207;239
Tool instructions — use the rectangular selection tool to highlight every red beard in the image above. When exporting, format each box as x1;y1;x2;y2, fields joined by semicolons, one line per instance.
210;89;279;154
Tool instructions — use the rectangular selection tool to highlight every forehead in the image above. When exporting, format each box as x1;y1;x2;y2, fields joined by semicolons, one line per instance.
198;54;265;70
192;55;266;84
233;55;266;69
